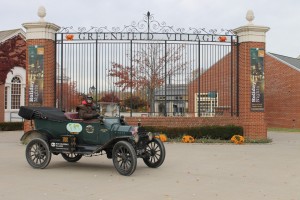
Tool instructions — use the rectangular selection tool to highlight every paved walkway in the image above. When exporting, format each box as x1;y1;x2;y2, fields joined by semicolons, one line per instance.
0;131;299;200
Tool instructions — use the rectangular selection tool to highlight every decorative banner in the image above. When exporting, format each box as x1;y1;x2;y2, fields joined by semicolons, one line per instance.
250;48;265;111
28;45;44;106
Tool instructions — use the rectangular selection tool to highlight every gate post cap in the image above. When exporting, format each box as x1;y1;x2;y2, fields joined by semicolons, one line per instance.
233;10;269;43
38;6;46;22
246;10;255;25
22;6;60;40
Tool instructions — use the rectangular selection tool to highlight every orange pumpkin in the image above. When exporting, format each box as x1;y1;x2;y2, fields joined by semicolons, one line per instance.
66;34;74;41
156;134;167;142
182;135;195;143
218;36;227;42
230;135;245;144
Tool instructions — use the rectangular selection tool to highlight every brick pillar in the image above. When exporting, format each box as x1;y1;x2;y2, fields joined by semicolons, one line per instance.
233;10;270;139
22;6;60;132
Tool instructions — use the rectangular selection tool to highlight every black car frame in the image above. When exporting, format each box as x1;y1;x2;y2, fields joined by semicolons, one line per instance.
18;106;165;176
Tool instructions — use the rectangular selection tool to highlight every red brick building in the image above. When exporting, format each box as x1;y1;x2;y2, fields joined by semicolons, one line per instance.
265;53;300;128
0;29;26;122
186;51;300;129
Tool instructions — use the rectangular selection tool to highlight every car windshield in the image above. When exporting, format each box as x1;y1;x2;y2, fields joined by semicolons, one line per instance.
103;118;120;129
97;102;119;117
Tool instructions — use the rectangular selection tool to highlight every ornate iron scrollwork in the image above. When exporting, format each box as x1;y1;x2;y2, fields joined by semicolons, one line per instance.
58;12;235;36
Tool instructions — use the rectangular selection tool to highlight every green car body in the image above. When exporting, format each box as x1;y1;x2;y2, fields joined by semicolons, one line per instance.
19;106;165;176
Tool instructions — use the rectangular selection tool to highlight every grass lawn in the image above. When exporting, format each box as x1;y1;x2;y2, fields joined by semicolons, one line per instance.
268;127;300;132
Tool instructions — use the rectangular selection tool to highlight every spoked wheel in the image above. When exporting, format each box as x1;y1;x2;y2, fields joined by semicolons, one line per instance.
25;138;51;169
112;141;137;176
143;138;166;168
61;153;82;162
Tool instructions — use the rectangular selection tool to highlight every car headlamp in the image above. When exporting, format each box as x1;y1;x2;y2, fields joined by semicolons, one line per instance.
147;132;153;141
131;126;139;143
133;133;139;143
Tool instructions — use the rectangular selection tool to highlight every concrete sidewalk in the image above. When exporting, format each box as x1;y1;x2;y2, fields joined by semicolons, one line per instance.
0;130;299;200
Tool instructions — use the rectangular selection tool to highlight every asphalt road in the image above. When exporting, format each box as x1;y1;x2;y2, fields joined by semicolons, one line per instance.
0;131;300;200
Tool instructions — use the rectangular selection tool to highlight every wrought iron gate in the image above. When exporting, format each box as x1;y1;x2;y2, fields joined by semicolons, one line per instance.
56;12;239;117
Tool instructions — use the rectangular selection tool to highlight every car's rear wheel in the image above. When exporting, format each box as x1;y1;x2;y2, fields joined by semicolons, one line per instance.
61;153;82;162
112;141;137;176
143;138;166;168
26;138;51;169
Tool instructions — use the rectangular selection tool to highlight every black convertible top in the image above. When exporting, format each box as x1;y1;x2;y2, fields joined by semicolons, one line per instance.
18;106;68;121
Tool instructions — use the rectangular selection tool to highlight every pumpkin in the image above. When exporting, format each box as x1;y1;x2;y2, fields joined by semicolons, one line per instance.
218;36;227;42
66;34;74;41
182;135;195;143
155;134;167;142
230;135;245;144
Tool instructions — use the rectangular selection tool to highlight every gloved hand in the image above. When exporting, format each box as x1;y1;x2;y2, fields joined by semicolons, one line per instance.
93;113;100;118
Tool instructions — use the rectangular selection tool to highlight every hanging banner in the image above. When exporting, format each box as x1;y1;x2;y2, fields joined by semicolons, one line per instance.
28;45;44;106
250;48;265;111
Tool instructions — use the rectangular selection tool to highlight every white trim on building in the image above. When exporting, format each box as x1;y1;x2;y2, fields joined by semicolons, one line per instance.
4;66;26;122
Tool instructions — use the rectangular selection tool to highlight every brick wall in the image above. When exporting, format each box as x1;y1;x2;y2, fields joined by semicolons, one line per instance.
126;116;241;127
265;54;300;128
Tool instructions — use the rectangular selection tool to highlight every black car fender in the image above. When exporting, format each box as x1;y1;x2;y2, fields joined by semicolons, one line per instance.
93;136;135;153
20;129;54;144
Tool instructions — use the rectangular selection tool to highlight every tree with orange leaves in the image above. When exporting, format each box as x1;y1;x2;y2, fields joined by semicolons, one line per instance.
56;81;82;111
109;43;189;114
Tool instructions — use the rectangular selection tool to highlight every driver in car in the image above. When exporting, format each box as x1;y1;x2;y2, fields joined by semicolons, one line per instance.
77;95;100;120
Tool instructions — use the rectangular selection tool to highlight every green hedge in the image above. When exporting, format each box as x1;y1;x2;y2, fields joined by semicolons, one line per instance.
142;125;243;140
0;122;24;131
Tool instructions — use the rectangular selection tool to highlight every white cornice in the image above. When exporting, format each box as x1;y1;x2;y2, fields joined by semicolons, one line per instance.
233;25;270;43
22;22;60;40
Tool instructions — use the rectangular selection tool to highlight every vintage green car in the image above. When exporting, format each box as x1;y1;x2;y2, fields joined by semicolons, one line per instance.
18;106;165;176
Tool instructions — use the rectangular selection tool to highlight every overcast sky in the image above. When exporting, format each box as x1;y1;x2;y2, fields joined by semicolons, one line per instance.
2;0;300;57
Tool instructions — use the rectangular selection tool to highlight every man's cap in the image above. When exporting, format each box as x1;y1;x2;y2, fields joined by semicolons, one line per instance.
86;95;93;99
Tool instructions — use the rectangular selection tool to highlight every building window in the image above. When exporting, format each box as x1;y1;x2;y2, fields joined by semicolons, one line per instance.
195;92;218;117
11;77;21;109
5;87;8;109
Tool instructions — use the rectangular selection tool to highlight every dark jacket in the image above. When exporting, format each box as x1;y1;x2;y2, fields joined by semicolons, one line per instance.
77;104;99;120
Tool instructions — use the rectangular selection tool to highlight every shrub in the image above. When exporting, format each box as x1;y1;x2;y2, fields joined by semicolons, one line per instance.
142;125;243;140
0;122;24;131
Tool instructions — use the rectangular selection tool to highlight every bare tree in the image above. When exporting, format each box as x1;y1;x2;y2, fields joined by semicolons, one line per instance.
109;43;189;114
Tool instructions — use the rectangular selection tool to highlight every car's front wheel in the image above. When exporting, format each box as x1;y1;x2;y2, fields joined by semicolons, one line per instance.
143;138;166;168
112;141;137;176
26;138;51;169
61;153;82;162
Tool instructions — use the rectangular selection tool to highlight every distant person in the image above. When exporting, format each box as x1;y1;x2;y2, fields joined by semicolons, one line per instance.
77;95;99;120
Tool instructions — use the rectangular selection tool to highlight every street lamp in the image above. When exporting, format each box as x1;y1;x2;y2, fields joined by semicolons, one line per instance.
89;86;96;96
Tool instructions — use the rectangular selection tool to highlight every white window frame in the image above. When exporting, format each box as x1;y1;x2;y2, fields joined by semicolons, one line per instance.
4;67;26;122
194;92;218;117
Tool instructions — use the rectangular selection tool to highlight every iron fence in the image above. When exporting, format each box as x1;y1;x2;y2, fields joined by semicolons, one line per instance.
55;12;239;117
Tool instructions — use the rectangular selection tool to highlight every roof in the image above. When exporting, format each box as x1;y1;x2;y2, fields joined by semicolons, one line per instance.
0;29;25;44
155;84;187;95
268;52;300;71
155;84;187;98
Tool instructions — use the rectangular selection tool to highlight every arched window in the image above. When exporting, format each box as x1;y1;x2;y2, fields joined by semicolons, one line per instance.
11;76;21;109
